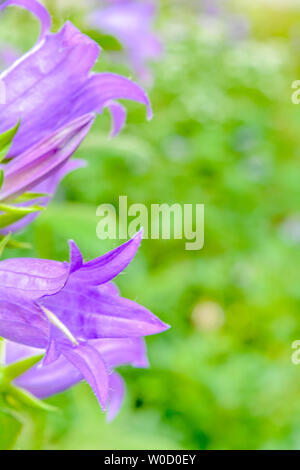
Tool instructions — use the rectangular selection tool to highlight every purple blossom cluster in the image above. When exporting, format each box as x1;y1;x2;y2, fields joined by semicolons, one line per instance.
0;0;168;419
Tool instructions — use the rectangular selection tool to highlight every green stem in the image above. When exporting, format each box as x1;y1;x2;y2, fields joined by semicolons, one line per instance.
0;338;6;368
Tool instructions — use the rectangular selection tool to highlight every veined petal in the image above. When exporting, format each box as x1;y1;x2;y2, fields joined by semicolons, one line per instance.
80;73;153;121
0;289;48;347
0;18;151;157
82;295;170;339
0;21;99;157
60;343;109;410
40;279;169;339
0;114;94;201
98;282;119;297
0;0;51;42
71;230;143;286
0;257;69;299
13;337;147;399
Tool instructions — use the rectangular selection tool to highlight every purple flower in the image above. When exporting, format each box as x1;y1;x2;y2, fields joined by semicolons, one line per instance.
0;0;152;159
0;114;93;234
89;0;163;82
5;336;148;420
0;231;169;410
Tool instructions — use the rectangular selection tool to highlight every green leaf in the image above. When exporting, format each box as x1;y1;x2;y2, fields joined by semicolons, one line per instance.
7;385;57;413
11;192;50;203
0;233;10;257
0;169;4;191
0;121;20;162
0;236;31;251
84;29;123;51
0;204;43;229
4;354;44;382
0;409;22;450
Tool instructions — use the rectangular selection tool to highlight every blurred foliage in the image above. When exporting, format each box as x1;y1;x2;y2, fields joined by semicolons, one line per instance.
2;0;300;450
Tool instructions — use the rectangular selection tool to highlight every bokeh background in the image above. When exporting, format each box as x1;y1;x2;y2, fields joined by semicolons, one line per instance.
2;0;300;450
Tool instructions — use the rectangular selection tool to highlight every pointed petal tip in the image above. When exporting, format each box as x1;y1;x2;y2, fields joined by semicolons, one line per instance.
161;321;171;332
73;113;95;131
68;239;83;273
133;227;144;240
147;104;153;121
152;319;171;336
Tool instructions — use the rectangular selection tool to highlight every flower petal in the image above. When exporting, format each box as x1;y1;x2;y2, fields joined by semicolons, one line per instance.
107;101;127;137
0;20;151;158
40;280;169;339
60;343;109;410
0;21;99;156
71;230;143;286
68;240;83;274
92;337;149;369
107;373;125;422
14;338;146;399
0;289;48;347
0;257;69;299
0;114;94;201
82;73;153;120
15;350;82;398
5;340;43;364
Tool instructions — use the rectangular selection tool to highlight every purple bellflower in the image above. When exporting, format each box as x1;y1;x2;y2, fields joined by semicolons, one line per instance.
0;0;152;159
0;0;152;233
89;0;163;83
0;231;169;411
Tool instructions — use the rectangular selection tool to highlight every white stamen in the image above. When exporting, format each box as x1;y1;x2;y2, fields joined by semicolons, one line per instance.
40;306;78;346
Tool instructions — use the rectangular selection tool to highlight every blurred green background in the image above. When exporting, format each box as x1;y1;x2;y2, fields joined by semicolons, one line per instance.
2;0;300;450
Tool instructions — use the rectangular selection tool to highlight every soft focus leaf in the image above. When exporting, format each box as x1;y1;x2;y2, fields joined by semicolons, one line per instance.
0;121;20;162
7;385;56;413
0;169;4;191
0;409;22;450
4;354;44;382
0;204;43;229
12;192;51;203
0;233;10;257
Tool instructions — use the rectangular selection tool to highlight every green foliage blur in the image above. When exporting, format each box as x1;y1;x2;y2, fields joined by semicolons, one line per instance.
2;0;300;450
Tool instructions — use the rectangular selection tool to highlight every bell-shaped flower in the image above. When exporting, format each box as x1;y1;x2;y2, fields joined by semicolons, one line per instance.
0;0;152;158
0;231;169;410
1;336;148;420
